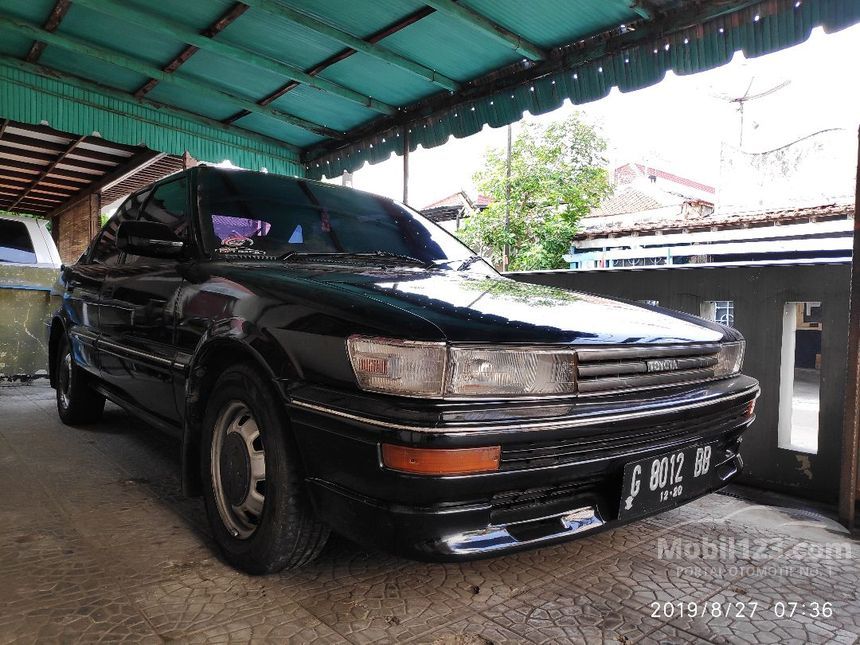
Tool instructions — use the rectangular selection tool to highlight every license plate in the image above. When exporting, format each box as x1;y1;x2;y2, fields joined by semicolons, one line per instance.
618;443;718;520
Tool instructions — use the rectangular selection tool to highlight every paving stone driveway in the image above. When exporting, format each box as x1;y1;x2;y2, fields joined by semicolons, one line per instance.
1;382;858;644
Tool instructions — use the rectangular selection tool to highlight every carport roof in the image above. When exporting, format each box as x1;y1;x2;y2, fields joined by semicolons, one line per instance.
1;0;858;182
0;119;184;216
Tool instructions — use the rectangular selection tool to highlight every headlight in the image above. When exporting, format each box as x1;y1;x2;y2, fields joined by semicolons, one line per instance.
347;336;576;398
715;341;745;377
448;346;576;396
347;337;446;397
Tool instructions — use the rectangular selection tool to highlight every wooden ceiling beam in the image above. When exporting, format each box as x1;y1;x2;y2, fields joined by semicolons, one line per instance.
73;0;394;115
224;6;437;124
133;3;248;99
9;135;85;210
48;149;165;218
0;177;74;195
0;157;96;182
422;0;546;61
0;198;52;213
241;0;459;91
6;121;140;154
1;133;131;164
24;0;71;63
0;190;63;204
0;143;114;173
0;170;81;192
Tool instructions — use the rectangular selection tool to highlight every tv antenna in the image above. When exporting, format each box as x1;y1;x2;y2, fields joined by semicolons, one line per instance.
713;76;790;147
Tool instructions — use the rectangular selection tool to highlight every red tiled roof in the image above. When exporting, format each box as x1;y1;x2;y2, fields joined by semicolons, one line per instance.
589;187;677;217
421;190;492;211
422;191;470;210
576;203;854;239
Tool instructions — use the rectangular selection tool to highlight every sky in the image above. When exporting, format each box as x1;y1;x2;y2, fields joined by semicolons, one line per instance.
329;23;860;210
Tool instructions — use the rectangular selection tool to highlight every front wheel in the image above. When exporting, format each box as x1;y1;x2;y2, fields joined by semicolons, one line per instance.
55;334;105;425
200;364;329;574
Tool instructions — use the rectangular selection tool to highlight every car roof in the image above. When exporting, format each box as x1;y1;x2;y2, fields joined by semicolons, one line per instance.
123;165;402;209
0;212;46;225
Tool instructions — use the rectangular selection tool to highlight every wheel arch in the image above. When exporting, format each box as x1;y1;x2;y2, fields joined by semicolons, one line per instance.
181;336;288;497
47;316;67;389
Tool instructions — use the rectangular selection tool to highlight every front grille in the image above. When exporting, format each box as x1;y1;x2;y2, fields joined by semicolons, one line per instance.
500;400;749;471
575;344;721;394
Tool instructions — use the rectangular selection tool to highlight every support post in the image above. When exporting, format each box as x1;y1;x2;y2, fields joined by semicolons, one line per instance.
839;125;860;530
503;124;512;271
402;128;409;206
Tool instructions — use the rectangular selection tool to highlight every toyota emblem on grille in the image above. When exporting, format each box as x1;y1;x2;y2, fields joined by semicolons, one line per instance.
647;358;679;372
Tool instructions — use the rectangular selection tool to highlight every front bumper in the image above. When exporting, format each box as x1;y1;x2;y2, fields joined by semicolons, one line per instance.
285;375;758;560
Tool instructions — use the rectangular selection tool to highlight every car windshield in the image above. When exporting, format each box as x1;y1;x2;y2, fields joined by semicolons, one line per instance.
200;170;485;270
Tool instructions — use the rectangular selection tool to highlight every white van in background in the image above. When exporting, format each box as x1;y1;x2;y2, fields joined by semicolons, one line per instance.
0;212;62;380
0;213;62;267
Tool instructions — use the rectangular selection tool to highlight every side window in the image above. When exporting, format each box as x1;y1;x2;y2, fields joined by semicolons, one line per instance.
0;219;37;264
89;190;150;265
90;215;120;265
139;179;189;239
121;179;188;265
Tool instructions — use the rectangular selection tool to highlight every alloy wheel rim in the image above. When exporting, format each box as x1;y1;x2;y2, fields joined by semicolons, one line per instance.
210;401;266;539
58;352;72;409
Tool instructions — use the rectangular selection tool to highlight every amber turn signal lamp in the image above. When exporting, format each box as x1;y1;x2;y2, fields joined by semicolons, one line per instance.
381;444;501;475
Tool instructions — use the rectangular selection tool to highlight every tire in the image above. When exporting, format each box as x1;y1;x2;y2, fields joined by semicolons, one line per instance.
200;363;329;574
55;334;105;425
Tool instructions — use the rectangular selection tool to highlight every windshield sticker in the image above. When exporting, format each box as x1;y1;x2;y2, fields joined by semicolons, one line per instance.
222;235;254;248
217;245;267;255
217;235;268;255
288;225;303;244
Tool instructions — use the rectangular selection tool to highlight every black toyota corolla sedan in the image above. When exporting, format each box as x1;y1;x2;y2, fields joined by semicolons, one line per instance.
49;167;758;574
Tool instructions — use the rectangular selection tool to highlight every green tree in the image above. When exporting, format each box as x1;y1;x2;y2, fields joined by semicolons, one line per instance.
457;114;611;270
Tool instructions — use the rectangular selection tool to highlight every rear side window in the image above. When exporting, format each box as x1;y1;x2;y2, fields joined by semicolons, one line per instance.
139;179;189;239
119;178;189;265
90;190;150;265
0;219;37;264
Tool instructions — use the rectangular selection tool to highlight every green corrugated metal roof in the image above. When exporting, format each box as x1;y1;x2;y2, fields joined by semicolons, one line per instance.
0;0;858;182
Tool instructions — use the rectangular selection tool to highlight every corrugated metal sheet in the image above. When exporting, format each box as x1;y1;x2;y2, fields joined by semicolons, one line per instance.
379;10;519;81
305;0;860;178
460;0;640;48
0;0;857;181
0;65;303;176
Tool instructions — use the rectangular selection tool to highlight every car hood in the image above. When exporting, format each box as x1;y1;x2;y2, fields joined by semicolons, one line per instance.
305;266;727;345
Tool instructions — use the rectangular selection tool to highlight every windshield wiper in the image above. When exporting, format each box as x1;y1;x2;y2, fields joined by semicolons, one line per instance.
279;251;429;267
456;255;484;271
430;255;484;271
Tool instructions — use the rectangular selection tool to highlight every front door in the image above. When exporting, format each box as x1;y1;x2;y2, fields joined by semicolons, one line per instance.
62;255;109;376
99;178;191;427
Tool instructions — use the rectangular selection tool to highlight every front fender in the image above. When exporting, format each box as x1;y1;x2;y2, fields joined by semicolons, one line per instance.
179;319;300;496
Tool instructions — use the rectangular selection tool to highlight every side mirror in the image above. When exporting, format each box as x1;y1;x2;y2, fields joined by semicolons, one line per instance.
117;221;184;259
